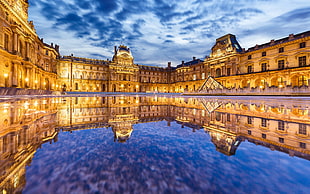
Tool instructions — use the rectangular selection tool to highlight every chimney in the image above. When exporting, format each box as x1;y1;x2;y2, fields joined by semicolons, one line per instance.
289;34;294;40
182;61;184;66
270;39;275;45
193;57;196;61
168;62;171;68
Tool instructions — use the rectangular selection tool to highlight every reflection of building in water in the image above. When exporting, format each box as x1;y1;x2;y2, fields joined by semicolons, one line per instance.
0;99;59;193
204;100;310;159
56;96;310;159
1;95;309;193
208;129;242;156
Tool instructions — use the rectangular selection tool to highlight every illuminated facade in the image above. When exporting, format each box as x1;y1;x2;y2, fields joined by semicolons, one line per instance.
58;32;310;94
1;0;310;95
0;0;59;93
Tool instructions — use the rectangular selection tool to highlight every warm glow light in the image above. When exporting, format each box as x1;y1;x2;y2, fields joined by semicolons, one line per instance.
259;85;263;89
25;78;29;82
121;84;124;87
279;84;283;88
44;82;46;85
136;85;139;88
35;80;38;84
4;73;8;78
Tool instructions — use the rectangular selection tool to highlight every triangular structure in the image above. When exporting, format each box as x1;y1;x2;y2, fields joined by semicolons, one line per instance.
199;98;222;114
198;76;224;92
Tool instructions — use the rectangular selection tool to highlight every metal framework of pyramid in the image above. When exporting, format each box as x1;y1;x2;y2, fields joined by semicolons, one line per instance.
199;98;222;114
198;76;224;92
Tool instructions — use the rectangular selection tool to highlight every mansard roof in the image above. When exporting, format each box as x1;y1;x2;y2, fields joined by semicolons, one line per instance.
61;56;109;65
246;30;310;52
139;65;167;71
176;58;203;68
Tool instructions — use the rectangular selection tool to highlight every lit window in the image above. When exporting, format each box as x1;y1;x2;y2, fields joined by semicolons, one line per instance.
202;73;205;79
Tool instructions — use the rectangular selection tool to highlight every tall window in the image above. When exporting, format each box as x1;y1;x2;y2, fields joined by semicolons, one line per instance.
202;73;205;79
300;42;306;48
262;51;266;57
193;74;196;81
4;33;9;50
261;118;267;127
247;116;253;124
248;55;252;60
299;56;307;67
279;47;284;53
278;60;285;69
299;124;307;135
261;63;267;72
227;114;230;122
298;76;307;86
278;121;285;131
247;66;253;73
227;68;231;76
216;68;221;77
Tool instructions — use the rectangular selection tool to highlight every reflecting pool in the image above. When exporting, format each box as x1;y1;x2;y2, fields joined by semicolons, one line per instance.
0;96;309;193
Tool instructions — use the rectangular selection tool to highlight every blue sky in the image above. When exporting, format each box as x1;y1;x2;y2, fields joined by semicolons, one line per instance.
28;0;310;67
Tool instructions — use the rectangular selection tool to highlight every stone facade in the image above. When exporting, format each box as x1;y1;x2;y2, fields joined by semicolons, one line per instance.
0;0;59;92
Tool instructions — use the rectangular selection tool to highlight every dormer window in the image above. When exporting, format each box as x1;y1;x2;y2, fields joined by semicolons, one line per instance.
300;42;306;48
279;47;284;53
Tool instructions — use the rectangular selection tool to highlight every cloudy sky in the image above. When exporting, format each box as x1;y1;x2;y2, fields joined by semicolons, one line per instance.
28;0;310;67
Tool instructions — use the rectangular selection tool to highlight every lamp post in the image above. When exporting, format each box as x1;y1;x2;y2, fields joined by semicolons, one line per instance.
70;54;73;91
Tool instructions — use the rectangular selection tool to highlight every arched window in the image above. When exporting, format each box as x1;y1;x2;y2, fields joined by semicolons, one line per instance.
215;68;221;77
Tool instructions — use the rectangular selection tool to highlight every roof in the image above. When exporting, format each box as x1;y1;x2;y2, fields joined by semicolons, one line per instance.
246;30;310;53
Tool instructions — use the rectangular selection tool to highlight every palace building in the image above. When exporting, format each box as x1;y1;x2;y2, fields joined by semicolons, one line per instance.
0;0;310;95
0;0;59;94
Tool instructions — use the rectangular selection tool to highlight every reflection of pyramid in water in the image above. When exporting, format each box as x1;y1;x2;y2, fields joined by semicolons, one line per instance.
198;76;224;92
199;98;222;113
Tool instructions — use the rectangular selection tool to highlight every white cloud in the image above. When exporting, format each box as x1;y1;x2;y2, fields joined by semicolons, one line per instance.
28;0;310;67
